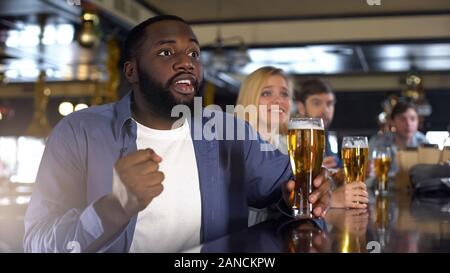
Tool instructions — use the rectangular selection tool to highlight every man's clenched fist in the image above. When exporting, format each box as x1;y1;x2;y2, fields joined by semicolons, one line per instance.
114;148;164;216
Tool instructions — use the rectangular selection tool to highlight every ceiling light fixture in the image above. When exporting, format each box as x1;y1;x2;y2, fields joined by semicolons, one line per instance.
77;9;100;48
205;0;251;74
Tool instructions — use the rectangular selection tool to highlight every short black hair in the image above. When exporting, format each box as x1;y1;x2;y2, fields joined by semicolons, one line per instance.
124;15;188;61
390;100;418;119
295;78;334;103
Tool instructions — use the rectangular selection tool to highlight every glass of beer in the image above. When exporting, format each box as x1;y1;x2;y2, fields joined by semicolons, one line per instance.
287;118;325;218
372;145;392;196
341;136;369;185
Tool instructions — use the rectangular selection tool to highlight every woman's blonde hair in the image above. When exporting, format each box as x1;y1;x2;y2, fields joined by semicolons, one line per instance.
236;66;292;135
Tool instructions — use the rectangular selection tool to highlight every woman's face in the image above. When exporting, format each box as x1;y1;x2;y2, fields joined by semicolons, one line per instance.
257;74;291;128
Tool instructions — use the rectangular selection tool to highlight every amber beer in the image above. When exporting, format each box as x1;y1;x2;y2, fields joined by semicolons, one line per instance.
375;196;389;231
287;118;325;218
281;221;328;253
339;229;365;253
372;145;392;196
374;156;391;193
341;137;369;184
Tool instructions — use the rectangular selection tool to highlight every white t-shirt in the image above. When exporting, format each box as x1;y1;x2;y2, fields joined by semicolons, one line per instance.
121;120;202;253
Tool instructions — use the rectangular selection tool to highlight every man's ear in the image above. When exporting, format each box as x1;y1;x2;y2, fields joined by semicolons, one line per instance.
296;101;306;117
124;61;138;84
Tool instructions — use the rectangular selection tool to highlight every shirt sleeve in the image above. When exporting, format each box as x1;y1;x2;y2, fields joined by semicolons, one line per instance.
23;118;128;253
112;168;140;216
242;122;293;209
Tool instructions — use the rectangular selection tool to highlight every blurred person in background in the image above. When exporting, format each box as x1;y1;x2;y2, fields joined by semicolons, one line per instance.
294;78;368;209
369;100;428;175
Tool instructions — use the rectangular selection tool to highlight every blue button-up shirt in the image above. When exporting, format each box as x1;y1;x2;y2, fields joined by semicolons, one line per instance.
24;92;293;253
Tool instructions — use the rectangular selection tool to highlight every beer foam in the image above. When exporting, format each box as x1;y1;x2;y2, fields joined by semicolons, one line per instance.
288;120;323;130
343;140;369;148
344;142;369;148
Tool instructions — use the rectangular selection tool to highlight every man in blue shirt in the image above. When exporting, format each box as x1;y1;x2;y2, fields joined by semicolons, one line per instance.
24;15;331;253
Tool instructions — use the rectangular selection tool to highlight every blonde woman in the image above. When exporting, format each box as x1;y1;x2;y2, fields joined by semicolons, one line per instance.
236;66;292;155
236;66;292;226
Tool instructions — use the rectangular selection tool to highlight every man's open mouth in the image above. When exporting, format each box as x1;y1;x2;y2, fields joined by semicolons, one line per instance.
171;75;196;95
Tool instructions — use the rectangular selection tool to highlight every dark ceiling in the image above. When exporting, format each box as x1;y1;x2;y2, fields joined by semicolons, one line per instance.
0;0;449;85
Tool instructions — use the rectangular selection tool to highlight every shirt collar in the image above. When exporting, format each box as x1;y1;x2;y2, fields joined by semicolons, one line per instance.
113;91;133;139
113;92;214;140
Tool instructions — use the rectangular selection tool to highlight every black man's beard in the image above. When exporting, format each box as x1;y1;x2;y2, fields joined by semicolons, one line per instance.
136;66;201;120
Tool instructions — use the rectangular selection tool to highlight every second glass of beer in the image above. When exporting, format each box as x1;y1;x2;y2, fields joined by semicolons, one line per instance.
287;118;325;218
341;136;369;185
373;145;392;196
